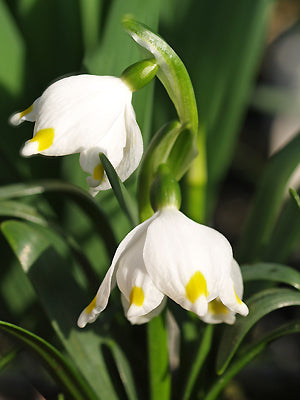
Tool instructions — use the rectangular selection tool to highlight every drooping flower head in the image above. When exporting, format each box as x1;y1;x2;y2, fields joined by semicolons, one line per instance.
78;166;248;327
9;60;158;196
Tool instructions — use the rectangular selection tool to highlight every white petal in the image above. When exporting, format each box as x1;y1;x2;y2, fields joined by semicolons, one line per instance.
116;217;164;320
77;212;156;328
23;75;132;156
218;276;249;317
9;98;40;126
121;295;166;325
143;208;233;318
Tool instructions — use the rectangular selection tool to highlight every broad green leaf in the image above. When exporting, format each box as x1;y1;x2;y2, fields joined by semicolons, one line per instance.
216;288;300;374
0;321;97;400
1;220;120;400
0;200;47;226
205;319;300;400
241;263;300;290
238;131;300;262
148;315;171;400
100;153;139;226
0;180;117;258
122;16;198;135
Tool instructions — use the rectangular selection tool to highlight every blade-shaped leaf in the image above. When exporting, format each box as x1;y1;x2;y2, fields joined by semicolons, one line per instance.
238;131;300;262
241;263;300;290
0;200;47;226
216;287;300;374
1;220;120;400
122;16;198;135
100;153;138;226
205;319;300;400
0;321;97;399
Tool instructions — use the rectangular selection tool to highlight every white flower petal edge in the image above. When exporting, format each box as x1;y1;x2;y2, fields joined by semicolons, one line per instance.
121;295;167;325
77;214;157;328
10;75;143;193
201;259;247;325
143;208;234;318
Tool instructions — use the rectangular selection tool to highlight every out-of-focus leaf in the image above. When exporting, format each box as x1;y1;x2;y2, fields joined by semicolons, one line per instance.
0;0;24;97
104;339;138;400
205;319;300;400
241;263;300;290
216;288;300;374
238;131;300;262
0;348;19;371
122;16;198;135
262;188;300;263
100;153;138;226
0;200;47;226
1;220;120;399
0;321;97;400
0;180;117;257
148;315;171;400
290;188;300;209
79;0;102;55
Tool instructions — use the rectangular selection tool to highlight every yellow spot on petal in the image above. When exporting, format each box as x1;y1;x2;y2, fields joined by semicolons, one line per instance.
85;295;97;315
93;163;104;181
185;271;208;304
208;299;228;315
234;287;242;305
19;104;33;119
129;286;145;307
30;128;55;151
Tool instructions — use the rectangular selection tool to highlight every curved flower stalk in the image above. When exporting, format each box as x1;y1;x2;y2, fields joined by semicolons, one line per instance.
78;206;248;327
9;74;144;195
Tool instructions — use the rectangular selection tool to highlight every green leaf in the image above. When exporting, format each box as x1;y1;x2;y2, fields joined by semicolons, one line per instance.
100;153;139;226
138;121;196;221
0;0;24;97
0;200;47;226
148;315;171;400
0;348;19;372
182;324;214;400
1;220;120;400
205;319;300;400
0;180;117;258
241;263;300;290
104;339;138;400
238;131;300;262
79;0;102;56
122;15;198;136
262;188;300;263
0;321;97;400
216;287;300;374
290;188;300;209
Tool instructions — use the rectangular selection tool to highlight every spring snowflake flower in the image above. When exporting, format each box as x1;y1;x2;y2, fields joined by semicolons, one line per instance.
9;75;143;195
77;206;248;327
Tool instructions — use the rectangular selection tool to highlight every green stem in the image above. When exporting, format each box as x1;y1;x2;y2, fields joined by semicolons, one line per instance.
147;315;171;400
183;324;214;400
203;344;264;400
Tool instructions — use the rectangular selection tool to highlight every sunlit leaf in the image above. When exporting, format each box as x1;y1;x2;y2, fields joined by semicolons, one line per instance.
241;263;300;290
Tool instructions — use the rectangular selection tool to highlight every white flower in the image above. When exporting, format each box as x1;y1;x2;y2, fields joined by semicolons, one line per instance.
10;75;143;195
78;206;248;327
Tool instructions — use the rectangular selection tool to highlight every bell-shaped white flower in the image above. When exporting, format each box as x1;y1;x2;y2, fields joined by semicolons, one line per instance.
9;74;143;195
78;206;248;328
